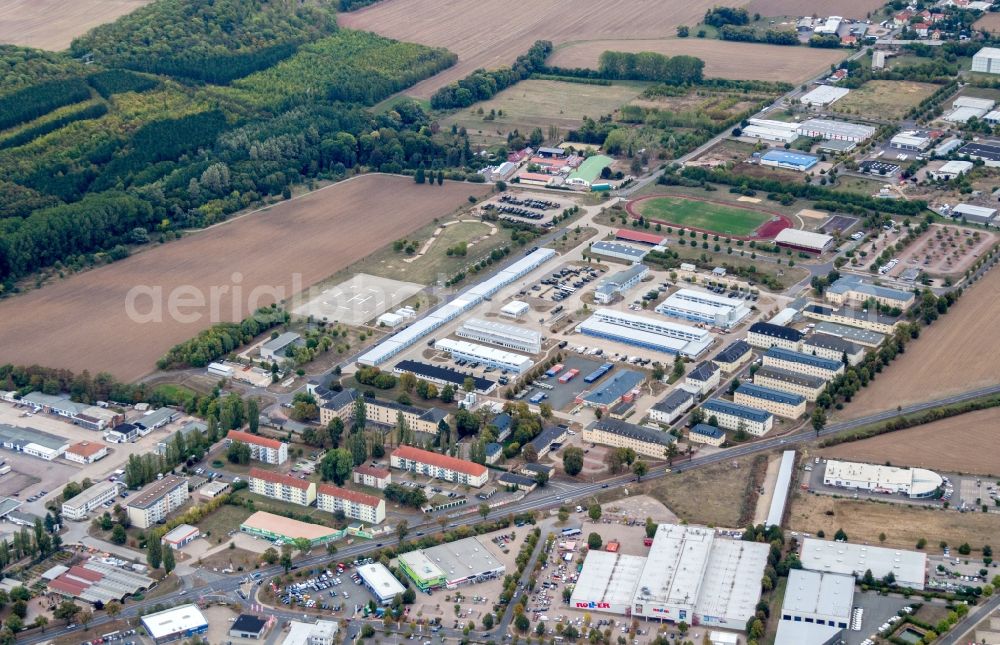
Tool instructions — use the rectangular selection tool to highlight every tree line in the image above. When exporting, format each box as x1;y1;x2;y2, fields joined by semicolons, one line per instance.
0;102;108;151
430;40;552;109
156;306;290;369
597;51;704;84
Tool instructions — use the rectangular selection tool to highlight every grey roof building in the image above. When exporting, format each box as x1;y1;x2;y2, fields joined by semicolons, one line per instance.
687;361;720;383
814;321;885;347
715;340;752;365
765;347;843;372
652;389;695;415
754;366;826;390
701;399;772;423
735;383;806;406
592;418;676;447
803;333;862;356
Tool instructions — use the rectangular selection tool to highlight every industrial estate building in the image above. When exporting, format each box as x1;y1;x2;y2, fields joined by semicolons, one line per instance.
951;203;998;225
589;241;649;263
766;451;796;528
141;605;208;644
594;264;649;304
760;149;818;171
435;338;534;374
763;347;845;379
390;445;489;487
570;523;769;629
799;86;849;107
240;511;343;546
46;560;155;605
358;248;555;366
227;430;288;465
972;46;1000;74
579;370;645;411
249;468;317;507
823;460;943;498
317;484;386;524
775;569;853;645
655;288;751;329
741;118;799;143
796;119;875;143
282;620;338;645
357;563;406;605
0;423;69;460
64;441;108;464
700;399;774;436
391;360;496;395
456;318;542;354
773;228;835;254
161;524;200;550
799;538;927;590
753;366;827;402
397;536;505;590
260;332;302;362
578;309;713;358
734;383;807;419
584;418;676;459
126;475;190;529
747;322;803;351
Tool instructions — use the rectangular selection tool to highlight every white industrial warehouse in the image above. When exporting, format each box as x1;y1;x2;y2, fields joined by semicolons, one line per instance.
434;338;534;373
569;523;769;629
456;318;542;354
799;538;927;590
577;309;714;358
655;288;751;329
357;248;555;366
822;460;943;498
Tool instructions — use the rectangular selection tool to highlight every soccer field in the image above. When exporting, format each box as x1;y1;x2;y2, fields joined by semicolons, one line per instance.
632;195;772;237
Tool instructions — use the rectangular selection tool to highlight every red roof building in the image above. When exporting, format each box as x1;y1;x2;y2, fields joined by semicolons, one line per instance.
390;446;489;487
616;228;667;246
228;430;281;449
228;430;288;465
65;441;108;464
248;467;311;490
318;484;381;508
353;464;392;490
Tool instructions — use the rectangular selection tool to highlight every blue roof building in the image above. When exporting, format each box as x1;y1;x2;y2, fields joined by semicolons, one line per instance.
760;149;819;171
689;423;726;444
701;398;775;435
765;347;844;374
581;370;645;409
736;383;806;406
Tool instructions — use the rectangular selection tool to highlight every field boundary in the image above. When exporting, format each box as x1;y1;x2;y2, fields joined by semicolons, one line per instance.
625;193;793;240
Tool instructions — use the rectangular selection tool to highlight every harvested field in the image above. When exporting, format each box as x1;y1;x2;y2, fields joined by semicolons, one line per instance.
439;79;645;145
547;39;847;84
0;175;489;382
0;0;151;51
787;493;1000;553
340;0;753;98
820;407;1000;476
974;12;1000;34
833;80;939;120
842;267;1000;419
747;0;885;20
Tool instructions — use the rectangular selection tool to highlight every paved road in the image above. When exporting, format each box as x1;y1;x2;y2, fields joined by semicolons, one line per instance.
21;381;1000;645
937;593;1000;645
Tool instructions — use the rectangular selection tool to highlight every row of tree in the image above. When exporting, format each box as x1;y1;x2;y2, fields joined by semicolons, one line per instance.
430;40;552;109
597;51;704;85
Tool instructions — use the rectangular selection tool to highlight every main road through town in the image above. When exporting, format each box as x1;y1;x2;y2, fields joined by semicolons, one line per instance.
19;381;1000;645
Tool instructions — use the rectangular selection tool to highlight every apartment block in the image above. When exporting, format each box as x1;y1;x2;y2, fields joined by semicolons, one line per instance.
249;468;316;507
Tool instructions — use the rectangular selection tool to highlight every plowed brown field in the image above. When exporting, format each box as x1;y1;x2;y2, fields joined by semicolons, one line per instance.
747;0;886;20
842;267;1000;419
0;0;152;51
819;408;1000;476
339;0;747;98
547;39;848;84
0;175;489;382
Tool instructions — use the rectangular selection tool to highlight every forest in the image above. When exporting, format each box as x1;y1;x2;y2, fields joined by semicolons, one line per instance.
69;0;339;83
0;1;485;289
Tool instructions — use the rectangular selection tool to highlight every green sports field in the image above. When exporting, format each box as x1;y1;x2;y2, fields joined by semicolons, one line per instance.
632;196;771;237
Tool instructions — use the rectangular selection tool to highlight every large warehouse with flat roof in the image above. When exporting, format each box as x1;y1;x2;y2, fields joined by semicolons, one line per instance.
655;288;751;329
823;460;943;498
240;511;344;546
142;605;208;644
456;318;542;354
397;536;505;590
799;538;927;590
577;309;713;358
435;338;534;373
569;523;769;630
774;228;834;254
570;551;648;614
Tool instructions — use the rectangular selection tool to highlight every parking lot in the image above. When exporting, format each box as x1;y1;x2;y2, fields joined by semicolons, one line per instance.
520;261;606;306
846;594;915;645
516;354;606;412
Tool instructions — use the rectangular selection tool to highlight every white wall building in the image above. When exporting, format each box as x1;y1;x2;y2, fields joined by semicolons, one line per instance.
823;460;943;498
972;47;1000;74
800;86;849;107
742;118;799;143
62;481;124;521
780;569;853;629
796;119;875;143
126;475;190;529
655;288;751;329
456;318;542;354
435;338;534;373
578;308;714;358
317;484;386;524
227;430;288;465
799;538;927;590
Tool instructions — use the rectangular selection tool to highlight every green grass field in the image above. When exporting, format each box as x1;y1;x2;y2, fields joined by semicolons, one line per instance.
633;196;771;237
